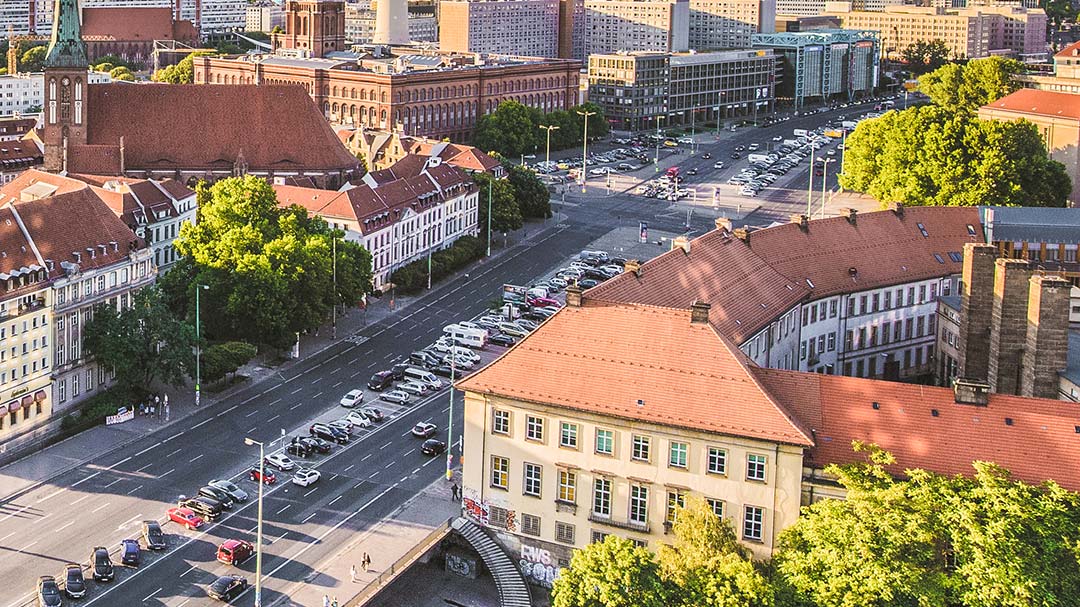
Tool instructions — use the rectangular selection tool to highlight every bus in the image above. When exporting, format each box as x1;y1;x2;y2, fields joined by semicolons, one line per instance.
666;166;681;179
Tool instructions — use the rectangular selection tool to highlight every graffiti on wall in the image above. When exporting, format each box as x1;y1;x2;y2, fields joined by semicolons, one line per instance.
518;544;559;588
462;496;489;526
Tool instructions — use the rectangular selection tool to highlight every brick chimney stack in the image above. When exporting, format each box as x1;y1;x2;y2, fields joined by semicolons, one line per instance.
1019;275;1071;399
565;285;583;308
987;259;1034;395
956;243;997;382
690;301;711;324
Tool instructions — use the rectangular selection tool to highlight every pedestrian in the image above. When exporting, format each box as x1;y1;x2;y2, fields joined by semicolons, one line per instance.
323;595;330;607
451;483;459;502
351;563;357;583
362;552;370;572
332;598;339;607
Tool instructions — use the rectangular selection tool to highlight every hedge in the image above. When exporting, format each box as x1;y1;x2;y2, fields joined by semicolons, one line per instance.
59;386;141;435
390;235;484;294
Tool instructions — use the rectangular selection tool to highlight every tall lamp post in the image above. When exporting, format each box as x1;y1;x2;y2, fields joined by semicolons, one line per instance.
194;283;209;407
244;437;266;607
538;124;560;166
806;152;816;217
653;114;665;171
485;179;492;257
576;108;595;194
818;156;836;218
445;357;456;481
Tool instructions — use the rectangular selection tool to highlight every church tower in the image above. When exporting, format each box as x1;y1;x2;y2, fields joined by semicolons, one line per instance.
42;0;89;173
272;0;346;58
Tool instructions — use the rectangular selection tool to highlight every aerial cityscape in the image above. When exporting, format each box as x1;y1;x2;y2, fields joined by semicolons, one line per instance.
0;0;1076;603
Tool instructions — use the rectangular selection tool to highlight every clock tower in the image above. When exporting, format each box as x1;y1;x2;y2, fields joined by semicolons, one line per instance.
42;0;89;173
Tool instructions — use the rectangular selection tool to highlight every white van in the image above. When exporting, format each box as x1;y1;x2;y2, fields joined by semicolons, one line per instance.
443;324;487;349
403;367;442;391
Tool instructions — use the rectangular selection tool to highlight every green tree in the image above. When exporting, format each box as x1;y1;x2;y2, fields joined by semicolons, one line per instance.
570;102;611;141
109;66;132;79
504;162;551;219
658;496;774;607
94;62;116;74
473;172;523;241
201;341;258;383
473;100;542;158
901;40;951;74
152;50;214;84
919;56;1023;112
94;54;138;71
551;535;669;607
173;176;373;348
82;286;197;391
19;45;47;72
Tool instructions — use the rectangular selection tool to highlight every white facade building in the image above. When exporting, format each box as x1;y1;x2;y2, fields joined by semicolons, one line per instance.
0;72;112;117
200;0;247;35
582;0;690;56
246;2;284;31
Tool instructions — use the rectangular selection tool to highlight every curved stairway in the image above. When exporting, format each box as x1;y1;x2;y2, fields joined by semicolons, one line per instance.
451;517;532;607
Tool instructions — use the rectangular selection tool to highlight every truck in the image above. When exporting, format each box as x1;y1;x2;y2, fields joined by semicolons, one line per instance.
793;128;809;137
748;153;777;164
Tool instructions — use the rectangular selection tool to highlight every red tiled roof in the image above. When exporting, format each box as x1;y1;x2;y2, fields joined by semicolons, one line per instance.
82;84;360;173
457;301;815;446
0;140;43;163
753;368;1080;491
0;206;41;277
981;88;1080;121
0;169;85;200
81;7;192;42
1054;40;1080;58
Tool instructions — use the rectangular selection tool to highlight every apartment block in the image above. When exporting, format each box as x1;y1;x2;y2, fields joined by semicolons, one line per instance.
245;1;283;32
439;0;559;57
0;71;112;117
581;0;689;57
1017;40;1080;95
688;0;775;50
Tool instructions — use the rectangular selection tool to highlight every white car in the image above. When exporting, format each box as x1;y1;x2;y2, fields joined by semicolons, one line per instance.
292;468;321;487
339;389;364;408
547;277;568;289
342;411;372;428
265;453;296;471
398;381;429;396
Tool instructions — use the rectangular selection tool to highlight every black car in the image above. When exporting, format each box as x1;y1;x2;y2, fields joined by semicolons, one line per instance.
420;439;447;456
198;486;235;509
409;350;440;369
578;278;600;289
309;423;348;444
701;152;712;159
286;440;312;458
207;574;249;601
488;334;516;347
142;520;166;550
431;364;457;378
686;168;698;176
90;546;114;582
36;576;61;607
367;370;394;391
179;497;223;521
121;538;141;566
730;152;742;159
582;269;610;281
390;362;411;380
63;563;86;598
299;436;332;453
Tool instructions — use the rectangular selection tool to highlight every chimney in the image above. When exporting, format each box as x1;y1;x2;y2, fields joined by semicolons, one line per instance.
671;235;691;254
624;259;642;277
119;136;125;174
1020;275;1071;399
957;243;997;382
889;202;904;217
733;227;750;243
987;259;1033;395
715;217;732;232
953;378;991;406
790;214;809;231
72;251;81;263
87;247;95;259
690;300;711;324
565;285;583;307
840;208;857;224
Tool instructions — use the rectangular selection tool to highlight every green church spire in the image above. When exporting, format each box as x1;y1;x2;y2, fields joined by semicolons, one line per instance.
45;0;87;68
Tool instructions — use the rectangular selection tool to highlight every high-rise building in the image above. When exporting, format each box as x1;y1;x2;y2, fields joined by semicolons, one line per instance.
688;0;775;50
752;29;878;108
439;0;560;57
245;1;283;32
345;1;436;43
581;0;689;57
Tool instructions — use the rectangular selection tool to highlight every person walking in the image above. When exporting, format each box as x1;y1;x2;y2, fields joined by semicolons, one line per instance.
351;563;358;583
332;598;339;607
323;595;330;607
451;483;459;502
362;552;370;572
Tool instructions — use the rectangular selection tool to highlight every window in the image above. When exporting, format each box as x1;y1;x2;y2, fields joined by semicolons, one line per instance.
521;513;541;536
555;521;575;544
560;422;578;448
58;379;66;402
668;441;688;468
593;477;611;516
827;332;836;352
666;490;685;523
743;505;764;541
526;415;544;441
492;409;510;435
489;505;509;529
631;435;650;461
707;447;727;475
558;470;577;503
746;454;767;481
523;463;542;497
73;374;79;396
706;498;724;518
595;428;614;455
629;485;649;524
490;456;509;489
590;530;609;544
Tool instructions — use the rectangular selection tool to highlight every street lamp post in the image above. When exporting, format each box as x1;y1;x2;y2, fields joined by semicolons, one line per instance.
445;357;455;481
576;109;595;194
538;124;560;166
194;283;209;407
806;152;815;217
654;114;665;171
485;179;492;257
244;437;266;607
819;156;836;218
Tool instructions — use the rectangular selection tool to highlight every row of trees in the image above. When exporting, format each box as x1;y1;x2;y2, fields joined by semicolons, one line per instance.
552;445;1080;607
838;57;1071;207
474;101;611;158
152;51;215;84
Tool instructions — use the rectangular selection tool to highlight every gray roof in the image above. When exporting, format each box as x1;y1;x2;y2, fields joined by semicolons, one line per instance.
981;206;1080;245
939;294;961;312
1061;329;1080;388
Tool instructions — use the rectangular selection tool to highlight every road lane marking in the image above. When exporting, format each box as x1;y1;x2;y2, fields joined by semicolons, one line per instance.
134;444;159;457
313;391;323;398
380;441;392;450
31;512;50;525
328;495;343;506
275;531;288;542
268;414;280;422
72;495;90;505
290;387;303;395
343;464;354;472
117;514;142;530
136;463;154;473
54;521;75;533
190;454;204;462
248;426;257;433
303;487;318;497
361;454;371;461
276;504;291;515
241;394;259;404
302;512;317;523
290;402;303;410
384;461;394;469
160;468;176;477
107;456;133;470
143;588;162;601
331;381;342;388
38;488;65;503
177;600;191;607
217;405;239;416
103;478;123;489
167;448;182;457
267;398;281;406
412;468;421;474
126;484;144;496
91;503;110;514
246;409;259;417
17;540;37;554
163;431;184;442
191;418;212;429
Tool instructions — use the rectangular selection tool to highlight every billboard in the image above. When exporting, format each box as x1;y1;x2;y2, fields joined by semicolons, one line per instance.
502;284;528;302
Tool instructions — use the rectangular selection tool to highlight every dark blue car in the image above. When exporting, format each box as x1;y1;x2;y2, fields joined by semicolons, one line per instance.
121;538;141;566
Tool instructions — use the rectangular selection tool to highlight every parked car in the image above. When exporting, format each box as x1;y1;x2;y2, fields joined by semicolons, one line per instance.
398;381;429;396
63;563;86;599
431;364;458;378
286;440;312;459
249;465;277;484
327;419;354;436
367;371;394;391
179;497;223;521
209;479;248;503
120;538;141;566
497;322;528;338
527;296;560;309
198;485;235;509
142;520;166;550
265;453;296;471
89;546;114;582
207;575;249;602
297;436;332;454
420;439;446;456
379;389;411;405
488;334;516;347
578;278;600;289
310;423;348;444
292;468;321;487
409;350;440;369
342;410;373;428
36;576;62;607
412;422;438;438
514;319;540;332
216;539;254;566
167;506;205;529
360;406;384;422
339;389;364;408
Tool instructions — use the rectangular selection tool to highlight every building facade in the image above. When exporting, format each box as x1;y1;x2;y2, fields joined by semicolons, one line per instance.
345;1;436;44
688;0;775;50
752;29;878;107
0;71;112;117
439;0;560;57
246;1;284;32
581;0;690;57
588;49;776;132
1017;41;1080;95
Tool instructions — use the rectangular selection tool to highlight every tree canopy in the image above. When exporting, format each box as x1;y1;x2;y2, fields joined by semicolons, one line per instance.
901;40;951;74
918;56;1024;113
552;535;669;607
474;101;610;158
19;45;47;73
503;162;552;219
152;51;215;84
170;176;373;348
838;105;1070;207
473;171;523;239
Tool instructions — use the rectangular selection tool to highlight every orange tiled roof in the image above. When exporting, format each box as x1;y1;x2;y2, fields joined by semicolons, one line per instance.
981;88;1080;121
753;368;1080;491
457;301;815;446
1054;40;1080;58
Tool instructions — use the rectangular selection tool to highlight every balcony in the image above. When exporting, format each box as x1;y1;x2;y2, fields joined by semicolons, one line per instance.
587;512;650;534
0;297;45;320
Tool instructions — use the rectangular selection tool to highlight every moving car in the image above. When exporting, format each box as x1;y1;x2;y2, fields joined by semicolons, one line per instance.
420;439;446;456
339;389;364;408
120;538;141;566
207;575;249;601
265;453;296;471
167;506;205;529
249;466;277;485
367;371;394;391
360;406;384;422
63;563;85;599
36;576;62;607
198;485;235;509
702;152;712;159
89;546;114;582
713;161;725;169
411;422;438;438
292;468;321;487
379;389;411;405
142;520;166;550
209;479;248;503
217;539;254;566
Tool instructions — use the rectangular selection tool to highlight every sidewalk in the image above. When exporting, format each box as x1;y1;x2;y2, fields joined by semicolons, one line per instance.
272;477;461;607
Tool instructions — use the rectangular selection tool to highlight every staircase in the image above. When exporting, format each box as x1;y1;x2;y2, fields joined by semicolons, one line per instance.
451;517;533;607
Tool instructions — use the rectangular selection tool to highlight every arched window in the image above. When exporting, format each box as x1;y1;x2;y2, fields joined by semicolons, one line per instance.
48;78;56;124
